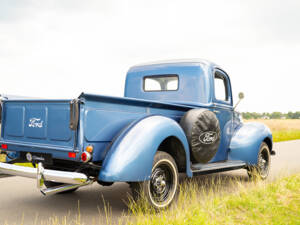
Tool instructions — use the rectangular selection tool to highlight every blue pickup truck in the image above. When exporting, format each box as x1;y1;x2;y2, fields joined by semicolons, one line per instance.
0;59;274;209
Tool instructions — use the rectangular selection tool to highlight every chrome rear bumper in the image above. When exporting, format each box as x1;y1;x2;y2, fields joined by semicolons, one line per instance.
0;162;88;184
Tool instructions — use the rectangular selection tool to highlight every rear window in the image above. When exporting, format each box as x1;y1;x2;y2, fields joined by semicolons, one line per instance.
143;75;179;92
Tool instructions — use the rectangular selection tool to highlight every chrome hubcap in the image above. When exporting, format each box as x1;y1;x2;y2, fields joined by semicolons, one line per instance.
152;174;166;194
258;149;269;176
150;164;173;203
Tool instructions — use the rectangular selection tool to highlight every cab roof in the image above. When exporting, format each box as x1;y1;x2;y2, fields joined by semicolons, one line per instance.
128;59;218;73
125;59;220;105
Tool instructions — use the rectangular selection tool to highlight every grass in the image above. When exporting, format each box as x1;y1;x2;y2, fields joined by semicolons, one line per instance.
272;130;300;142
126;173;300;225
0;154;6;162
245;119;300;142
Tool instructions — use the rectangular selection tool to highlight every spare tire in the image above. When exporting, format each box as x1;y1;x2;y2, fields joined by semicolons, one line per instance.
180;109;221;163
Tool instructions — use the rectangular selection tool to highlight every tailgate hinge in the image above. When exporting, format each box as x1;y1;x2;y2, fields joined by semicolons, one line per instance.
69;99;80;130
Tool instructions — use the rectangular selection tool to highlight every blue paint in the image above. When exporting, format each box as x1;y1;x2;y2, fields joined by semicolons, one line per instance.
209;68;234;162
2;101;75;149
79;93;189;162
229;122;272;164
125;61;212;104
99;115;192;182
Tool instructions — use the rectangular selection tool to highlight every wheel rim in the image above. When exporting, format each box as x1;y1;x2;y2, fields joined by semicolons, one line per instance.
149;162;175;206
258;148;269;178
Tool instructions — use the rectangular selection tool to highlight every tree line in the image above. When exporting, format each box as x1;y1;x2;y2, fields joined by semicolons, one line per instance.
241;111;300;119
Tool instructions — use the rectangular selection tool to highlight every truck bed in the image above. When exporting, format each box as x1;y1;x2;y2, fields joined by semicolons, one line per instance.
0;93;197;162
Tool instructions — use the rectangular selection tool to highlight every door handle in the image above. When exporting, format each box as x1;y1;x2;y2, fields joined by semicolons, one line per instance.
213;110;220;114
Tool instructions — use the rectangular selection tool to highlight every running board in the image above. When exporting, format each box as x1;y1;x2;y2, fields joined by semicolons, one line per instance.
191;160;246;175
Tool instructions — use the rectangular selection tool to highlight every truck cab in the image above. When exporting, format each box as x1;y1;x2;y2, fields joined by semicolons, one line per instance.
0;59;273;209
126;60;235;163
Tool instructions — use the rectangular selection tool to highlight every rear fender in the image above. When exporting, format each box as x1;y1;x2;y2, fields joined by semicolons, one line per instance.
229;122;272;165
99;115;192;182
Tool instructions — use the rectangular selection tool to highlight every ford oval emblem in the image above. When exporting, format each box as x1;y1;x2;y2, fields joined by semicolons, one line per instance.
199;131;218;145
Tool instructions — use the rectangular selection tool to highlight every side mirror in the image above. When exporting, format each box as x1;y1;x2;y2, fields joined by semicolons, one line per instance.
238;92;244;100
234;92;244;110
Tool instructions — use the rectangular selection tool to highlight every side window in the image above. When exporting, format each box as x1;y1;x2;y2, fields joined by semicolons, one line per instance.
214;71;229;102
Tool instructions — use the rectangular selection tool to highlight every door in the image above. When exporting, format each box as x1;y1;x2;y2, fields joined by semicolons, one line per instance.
210;69;234;162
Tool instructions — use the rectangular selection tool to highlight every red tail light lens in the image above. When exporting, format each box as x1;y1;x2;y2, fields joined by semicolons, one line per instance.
81;152;87;162
81;152;91;162
68;152;76;158
1;144;7;149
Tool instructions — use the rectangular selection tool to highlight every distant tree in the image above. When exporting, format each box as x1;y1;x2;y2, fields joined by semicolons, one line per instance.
286;111;300;119
287;111;294;119
270;112;282;119
241;111;300;119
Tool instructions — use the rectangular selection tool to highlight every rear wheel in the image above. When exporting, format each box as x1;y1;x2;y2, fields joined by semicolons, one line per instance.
247;142;270;180
44;181;78;194
130;151;178;209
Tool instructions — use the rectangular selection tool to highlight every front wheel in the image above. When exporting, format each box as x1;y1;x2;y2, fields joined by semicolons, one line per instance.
247;142;271;180
130;151;178;209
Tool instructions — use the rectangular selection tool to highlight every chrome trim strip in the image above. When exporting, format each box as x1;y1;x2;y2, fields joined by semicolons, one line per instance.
0;141;74;152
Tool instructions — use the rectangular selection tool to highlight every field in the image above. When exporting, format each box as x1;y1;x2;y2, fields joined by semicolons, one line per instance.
245;119;300;142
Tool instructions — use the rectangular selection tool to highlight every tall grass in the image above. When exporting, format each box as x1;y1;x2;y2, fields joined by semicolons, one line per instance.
272;130;300;142
246;119;300;142
125;173;300;225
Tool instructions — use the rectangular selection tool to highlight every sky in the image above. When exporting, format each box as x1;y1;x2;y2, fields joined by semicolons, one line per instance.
0;0;299;112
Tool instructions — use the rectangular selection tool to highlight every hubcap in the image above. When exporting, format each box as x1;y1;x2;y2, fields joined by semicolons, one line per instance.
258;149;269;177
150;164;174;203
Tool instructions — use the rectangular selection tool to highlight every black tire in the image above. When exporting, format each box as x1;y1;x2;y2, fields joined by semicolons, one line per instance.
180;109;221;163
44;181;78;194
247;142;271;180
130;151;178;209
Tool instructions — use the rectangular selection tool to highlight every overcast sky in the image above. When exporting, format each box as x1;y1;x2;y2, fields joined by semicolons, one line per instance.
0;0;299;112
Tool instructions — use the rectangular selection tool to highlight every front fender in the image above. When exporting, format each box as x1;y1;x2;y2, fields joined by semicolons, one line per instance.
229;122;272;165
99;115;192;182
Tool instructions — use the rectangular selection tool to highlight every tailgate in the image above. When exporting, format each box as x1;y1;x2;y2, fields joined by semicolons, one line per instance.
1;100;76;151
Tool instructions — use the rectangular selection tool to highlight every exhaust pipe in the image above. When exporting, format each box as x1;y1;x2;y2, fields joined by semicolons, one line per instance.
41;180;93;195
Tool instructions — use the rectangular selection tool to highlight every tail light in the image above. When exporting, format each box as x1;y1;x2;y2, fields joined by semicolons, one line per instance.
85;145;94;153
81;152;91;163
1;144;7;150
68;152;76;158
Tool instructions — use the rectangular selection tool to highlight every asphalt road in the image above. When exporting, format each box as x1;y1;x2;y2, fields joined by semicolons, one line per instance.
0;140;299;225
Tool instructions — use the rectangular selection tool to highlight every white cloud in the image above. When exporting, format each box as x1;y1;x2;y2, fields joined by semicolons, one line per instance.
0;0;299;112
